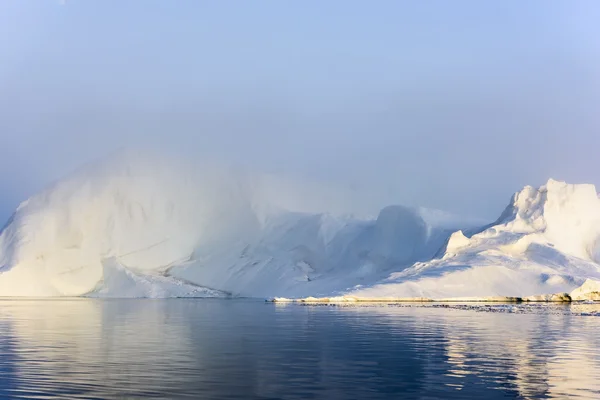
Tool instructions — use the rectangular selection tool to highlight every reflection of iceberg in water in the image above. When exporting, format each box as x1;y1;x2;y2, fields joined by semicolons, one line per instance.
0;300;202;398
337;305;600;399
0;300;599;399
544;315;600;399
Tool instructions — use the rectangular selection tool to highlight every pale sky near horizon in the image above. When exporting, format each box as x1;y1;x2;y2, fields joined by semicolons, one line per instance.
1;1;599;222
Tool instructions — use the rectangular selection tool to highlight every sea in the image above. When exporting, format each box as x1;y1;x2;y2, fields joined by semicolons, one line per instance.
0;299;598;399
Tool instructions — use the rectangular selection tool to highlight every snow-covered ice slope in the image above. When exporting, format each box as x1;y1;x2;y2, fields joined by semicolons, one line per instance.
1;151;600;299
0;152;472;297
0;152;261;297
169;204;461;298
348;179;600;299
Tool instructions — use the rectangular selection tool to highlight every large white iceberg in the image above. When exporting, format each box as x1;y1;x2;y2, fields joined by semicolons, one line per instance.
347;179;600;300
1;152;599;299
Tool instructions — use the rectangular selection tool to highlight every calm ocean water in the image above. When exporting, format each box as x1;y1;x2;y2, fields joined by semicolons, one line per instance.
0;299;598;399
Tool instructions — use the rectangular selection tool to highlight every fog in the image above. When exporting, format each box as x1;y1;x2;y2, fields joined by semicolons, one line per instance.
1;1;599;222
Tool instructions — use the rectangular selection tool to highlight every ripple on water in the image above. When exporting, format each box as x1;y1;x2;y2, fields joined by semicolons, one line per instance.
0;299;598;399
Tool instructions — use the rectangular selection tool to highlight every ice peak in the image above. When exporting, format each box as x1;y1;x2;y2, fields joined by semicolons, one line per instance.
483;179;600;260
539;178;597;199
500;179;599;225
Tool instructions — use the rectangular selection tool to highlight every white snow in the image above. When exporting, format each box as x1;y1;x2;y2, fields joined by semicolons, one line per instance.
1;152;600;300
88;258;227;298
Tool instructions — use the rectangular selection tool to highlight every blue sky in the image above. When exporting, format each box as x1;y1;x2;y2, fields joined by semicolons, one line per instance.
1;0;599;221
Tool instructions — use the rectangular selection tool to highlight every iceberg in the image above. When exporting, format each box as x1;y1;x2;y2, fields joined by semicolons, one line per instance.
1;152;600;300
345;179;600;300
570;279;600;301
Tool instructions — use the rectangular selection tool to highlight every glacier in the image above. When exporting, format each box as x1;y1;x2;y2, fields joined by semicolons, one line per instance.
1;152;600;299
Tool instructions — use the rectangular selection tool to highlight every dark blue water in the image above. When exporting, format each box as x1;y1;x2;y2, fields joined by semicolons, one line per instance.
0;299;599;399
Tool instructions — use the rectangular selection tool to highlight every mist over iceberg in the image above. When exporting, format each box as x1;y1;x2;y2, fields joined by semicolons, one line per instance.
1;151;599;300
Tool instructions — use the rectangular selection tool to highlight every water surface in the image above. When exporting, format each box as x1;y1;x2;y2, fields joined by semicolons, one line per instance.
0;299;598;399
